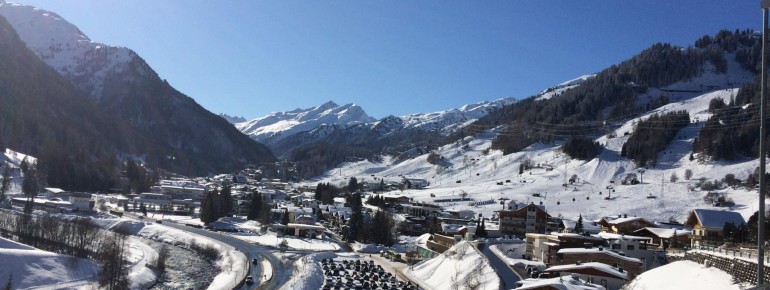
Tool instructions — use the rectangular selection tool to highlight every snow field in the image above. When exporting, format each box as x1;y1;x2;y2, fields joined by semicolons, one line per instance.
0;237;99;289
406;241;500;290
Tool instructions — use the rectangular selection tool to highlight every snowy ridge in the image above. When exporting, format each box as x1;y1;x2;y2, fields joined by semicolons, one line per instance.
395;97;516;135
237;97;516;149
236;101;376;144
536;74;596;101
0;2;138;99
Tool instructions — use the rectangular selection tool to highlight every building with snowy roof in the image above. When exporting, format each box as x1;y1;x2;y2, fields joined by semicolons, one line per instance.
562;219;602;234
598;215;657;235
632;227;691;250
516;275;607;290
555;246;644;279
525;233;604;264
543;262;628;290
498;203;560;236
684;209;745;248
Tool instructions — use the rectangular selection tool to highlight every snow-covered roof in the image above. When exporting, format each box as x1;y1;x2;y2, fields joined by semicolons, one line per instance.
562;219;602;233
44;187;64;194
516;276;606;290
549;232;604;241
603;216;650;225
545;262;628;280
557;248;642;263
441;223;471;234
687;209;745;230
633;227;691;239
595;232;653;241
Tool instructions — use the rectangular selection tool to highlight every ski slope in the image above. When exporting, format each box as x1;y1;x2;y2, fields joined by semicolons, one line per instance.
303;87;764;224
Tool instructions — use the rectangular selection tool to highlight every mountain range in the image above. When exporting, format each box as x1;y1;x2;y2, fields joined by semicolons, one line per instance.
0;0;764;191
234;97;516;158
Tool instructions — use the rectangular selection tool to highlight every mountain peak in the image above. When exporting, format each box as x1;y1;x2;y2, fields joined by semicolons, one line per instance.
318;101;339;110
0;3;136;100
219;113;247;124
237;101;376;145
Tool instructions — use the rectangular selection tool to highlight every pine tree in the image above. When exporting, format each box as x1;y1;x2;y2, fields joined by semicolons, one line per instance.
220;186;233;217
247;191;262;221
347;193;364;242
575;214;584;233
140;202;147;216
348;177;358;193
200;191;216;224
0;164;11;201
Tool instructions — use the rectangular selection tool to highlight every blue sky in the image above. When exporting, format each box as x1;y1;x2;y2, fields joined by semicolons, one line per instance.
17;1;760;119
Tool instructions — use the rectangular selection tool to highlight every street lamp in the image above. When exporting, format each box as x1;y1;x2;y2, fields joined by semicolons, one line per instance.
759;0;770;285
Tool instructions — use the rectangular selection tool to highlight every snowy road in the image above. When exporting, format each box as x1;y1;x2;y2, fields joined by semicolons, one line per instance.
127;236;158;289
479;242;521;290
160;221;290;290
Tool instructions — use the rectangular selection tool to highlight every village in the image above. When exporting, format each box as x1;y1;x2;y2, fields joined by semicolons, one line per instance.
1;158;761;290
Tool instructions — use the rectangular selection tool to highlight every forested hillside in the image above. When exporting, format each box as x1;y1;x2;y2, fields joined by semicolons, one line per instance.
0;16;143;191
460;30;759;158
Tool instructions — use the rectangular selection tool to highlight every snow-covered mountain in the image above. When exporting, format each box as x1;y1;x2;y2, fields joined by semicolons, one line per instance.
236;101;376;145
0;2;275;177
396;97;516;134
237;97;516;154
0;2;139;100
300;36;762;226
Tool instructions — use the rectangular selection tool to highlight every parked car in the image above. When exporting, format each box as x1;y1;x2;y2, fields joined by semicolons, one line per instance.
245;276;254;284
252;258;259;264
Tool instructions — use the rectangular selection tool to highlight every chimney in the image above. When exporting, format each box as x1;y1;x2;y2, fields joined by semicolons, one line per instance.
623;213;627;218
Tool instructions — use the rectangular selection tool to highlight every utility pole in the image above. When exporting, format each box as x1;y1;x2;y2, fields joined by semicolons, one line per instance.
759;0;769;284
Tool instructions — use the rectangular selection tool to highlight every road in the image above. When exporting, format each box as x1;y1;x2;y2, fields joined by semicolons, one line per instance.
479;243;521;290
160;221;292;290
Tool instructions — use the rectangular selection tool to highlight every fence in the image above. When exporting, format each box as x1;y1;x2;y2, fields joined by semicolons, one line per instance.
673;250;770;285
696;244;770;264
469;200;495;206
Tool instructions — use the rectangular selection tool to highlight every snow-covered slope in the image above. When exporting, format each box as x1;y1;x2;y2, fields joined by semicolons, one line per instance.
0;237;100;289
406;241;499;290
396;97;516;134
623;260;741;290
302;85;763;226
237;101;376;144
0;2;139;99
536;74;596;101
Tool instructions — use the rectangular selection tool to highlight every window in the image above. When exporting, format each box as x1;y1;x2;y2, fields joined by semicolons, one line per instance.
627;245;635;251
611;244;621;250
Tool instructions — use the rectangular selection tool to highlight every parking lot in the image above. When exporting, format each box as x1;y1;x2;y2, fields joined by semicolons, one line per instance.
320;258;418;290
